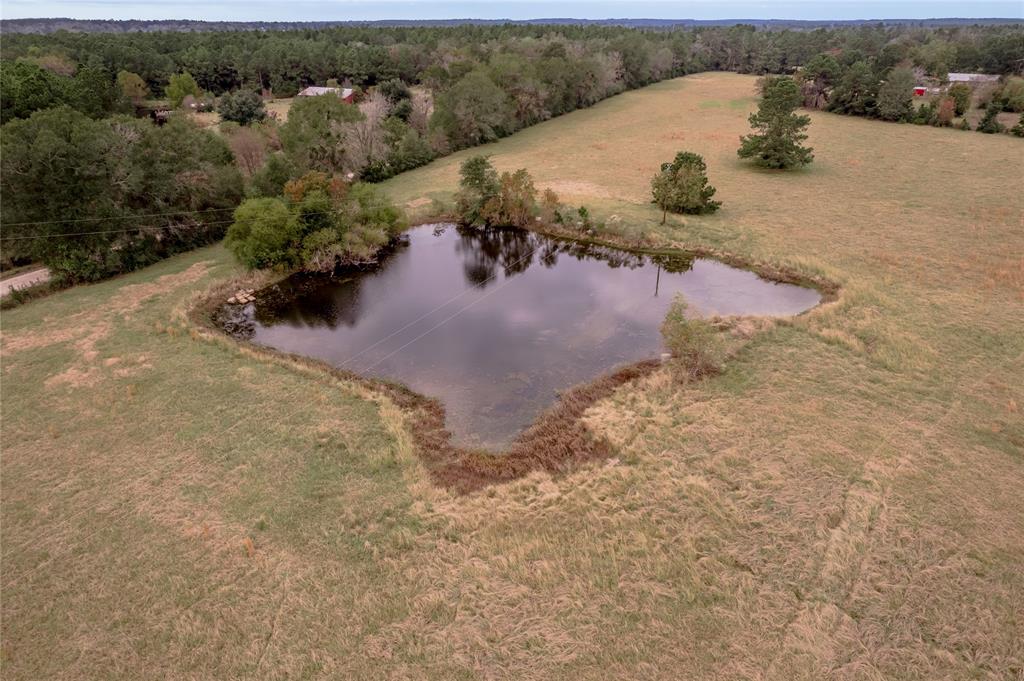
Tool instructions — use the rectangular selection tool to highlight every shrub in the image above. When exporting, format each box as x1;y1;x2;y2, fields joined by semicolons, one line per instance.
249;153;295;197
1011;116;1024;137
977;102;1006;134
911;101;937;126
651;151;721;221
483;168;537;227
224;198;297;270
995;76;1024;112
935;97;956;127
947;83;972;116
453;156;550;229
225;172;403;272
660;296;723;380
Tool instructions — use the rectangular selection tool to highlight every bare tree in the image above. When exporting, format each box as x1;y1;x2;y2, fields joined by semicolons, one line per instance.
226;127;267;177
594;51;626;99
409;89;433;135
345;90;391;171
650;47;676;81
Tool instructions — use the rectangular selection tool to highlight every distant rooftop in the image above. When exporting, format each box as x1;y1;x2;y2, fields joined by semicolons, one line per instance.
297;86;354;98
947;72;1001;82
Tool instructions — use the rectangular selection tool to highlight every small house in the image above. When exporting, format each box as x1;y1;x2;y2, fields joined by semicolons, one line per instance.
296;86;355;103
913;86;927;97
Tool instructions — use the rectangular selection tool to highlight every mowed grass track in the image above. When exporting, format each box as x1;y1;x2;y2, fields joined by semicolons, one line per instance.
2;72;1023;679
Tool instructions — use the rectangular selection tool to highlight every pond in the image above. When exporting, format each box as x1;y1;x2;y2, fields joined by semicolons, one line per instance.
219;224;821;450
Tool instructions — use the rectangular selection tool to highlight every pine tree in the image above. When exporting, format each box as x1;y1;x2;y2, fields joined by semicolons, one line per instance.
737;76;814;169
976;102;1006;134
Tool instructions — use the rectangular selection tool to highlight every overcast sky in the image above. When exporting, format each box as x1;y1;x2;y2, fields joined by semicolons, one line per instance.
2;0;1021;21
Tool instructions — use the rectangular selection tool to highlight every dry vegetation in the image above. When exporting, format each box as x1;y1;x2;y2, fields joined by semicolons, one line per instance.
2;72;1023;679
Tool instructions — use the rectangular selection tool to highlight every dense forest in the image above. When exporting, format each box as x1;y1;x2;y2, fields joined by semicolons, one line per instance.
3;23;1023;97
2;22;1023;284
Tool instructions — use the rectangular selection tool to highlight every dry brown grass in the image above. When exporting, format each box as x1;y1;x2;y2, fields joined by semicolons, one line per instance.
2;73;1023;679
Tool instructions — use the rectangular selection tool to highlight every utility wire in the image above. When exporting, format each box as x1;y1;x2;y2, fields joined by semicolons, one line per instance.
338;240;540;368
0;219;238;242
2;205;237;227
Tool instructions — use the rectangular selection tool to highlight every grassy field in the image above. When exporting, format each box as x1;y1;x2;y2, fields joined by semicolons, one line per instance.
2;72;1022;679
190;97;294;129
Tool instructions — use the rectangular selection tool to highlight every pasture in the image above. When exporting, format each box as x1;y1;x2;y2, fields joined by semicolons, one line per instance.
2;72;1022;679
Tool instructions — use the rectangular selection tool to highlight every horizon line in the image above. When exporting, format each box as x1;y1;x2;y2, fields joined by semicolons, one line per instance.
4;15;1022;22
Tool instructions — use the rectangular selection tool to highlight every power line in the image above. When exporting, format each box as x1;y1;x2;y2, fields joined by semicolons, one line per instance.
338;240;540;368
0;203;375;242
1;205;237;228
359;246;540;374
0;219;238;242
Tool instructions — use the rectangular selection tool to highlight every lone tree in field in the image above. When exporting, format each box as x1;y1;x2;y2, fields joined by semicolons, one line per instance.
651;151;721;223
738;76;813;169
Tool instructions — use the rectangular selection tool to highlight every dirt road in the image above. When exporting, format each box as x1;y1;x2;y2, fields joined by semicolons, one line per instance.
0;268;50;297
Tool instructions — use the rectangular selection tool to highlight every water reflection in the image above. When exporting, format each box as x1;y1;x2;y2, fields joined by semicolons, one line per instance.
221;223;820;449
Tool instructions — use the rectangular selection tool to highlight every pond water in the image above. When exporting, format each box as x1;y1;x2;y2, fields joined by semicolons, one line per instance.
220;224;820;450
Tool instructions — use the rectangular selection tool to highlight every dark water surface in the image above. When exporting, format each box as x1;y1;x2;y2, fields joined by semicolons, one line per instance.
222;224;820;449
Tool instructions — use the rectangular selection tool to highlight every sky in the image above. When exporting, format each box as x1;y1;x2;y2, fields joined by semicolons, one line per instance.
2;0;1022;22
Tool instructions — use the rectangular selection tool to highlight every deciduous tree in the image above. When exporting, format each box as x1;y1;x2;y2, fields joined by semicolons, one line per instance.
876;66;915;122
165;72;202;108
651;151;721;222
218;90;266;126
947;82;972;116
280;92;363;173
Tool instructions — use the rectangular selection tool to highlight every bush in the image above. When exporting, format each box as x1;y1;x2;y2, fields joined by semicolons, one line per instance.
249;153;295;197
935;97;956;127
1011;116;1024;137
947;83;972;116
995;76;1024;112
224;198;297;270
453;156;548;228
225;172;404;272
651;151;721;221
660;296;723;380
911;100;937;125
218;90;266;126
977;102;1006;133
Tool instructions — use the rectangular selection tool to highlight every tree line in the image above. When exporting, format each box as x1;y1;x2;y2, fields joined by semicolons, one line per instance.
2;22;1022;284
